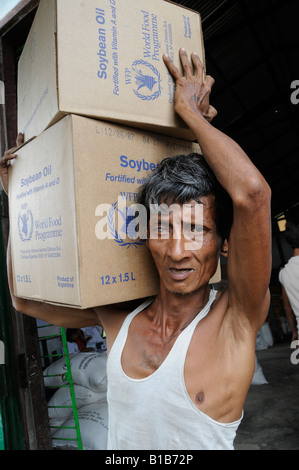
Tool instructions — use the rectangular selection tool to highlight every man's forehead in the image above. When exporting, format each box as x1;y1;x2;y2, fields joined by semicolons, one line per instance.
150;197;215;215
148;201;216;228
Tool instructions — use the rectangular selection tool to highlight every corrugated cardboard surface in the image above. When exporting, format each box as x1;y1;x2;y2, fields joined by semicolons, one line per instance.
9;116;80;306
9;115;222;309
18;0;205;141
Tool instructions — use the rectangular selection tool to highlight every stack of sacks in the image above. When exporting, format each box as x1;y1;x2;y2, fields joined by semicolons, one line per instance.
43;352;108;450
51;402;108;451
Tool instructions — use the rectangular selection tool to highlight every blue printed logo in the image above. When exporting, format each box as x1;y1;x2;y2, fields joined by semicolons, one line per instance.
108;201;146;249
18;209;33;242
132;60;162;101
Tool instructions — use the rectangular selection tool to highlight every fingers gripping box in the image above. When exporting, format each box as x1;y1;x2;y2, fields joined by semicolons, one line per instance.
9;115;214;309
17;0;205;142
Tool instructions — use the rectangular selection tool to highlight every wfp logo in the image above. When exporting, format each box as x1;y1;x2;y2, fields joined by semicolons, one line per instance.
108;201;145;249
18;209;33;242
132;60;162;101
95;197;147;249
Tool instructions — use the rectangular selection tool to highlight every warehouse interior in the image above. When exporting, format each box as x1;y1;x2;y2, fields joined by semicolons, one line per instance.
0;0;298;450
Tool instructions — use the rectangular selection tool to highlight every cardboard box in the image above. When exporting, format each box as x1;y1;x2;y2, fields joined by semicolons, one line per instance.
17;0;205;142
9;115;223;309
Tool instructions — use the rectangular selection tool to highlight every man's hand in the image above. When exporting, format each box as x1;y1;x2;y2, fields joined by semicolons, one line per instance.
163;48;217;123
0;133;24;195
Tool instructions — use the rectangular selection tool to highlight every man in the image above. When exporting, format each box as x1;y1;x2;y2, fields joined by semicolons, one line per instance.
66;328;95;353
279;209;299;341
1;49;271;449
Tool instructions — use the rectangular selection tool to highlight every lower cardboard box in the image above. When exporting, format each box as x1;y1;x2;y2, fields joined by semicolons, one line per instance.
9;114;219;309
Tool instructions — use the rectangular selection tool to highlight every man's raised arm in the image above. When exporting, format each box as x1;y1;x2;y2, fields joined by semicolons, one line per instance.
164;49;272;329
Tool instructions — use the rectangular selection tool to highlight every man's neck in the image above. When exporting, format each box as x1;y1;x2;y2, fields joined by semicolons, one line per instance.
293;248;299;257
150;284;212;332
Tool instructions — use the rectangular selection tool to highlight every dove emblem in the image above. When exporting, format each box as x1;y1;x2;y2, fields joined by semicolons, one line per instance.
132;60;162;101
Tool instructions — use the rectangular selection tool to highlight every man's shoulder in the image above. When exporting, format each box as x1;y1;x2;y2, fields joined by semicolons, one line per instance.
93;297;153;348
93;297;152;325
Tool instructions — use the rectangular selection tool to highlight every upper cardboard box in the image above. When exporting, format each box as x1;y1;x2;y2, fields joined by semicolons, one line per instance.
17;0;205;142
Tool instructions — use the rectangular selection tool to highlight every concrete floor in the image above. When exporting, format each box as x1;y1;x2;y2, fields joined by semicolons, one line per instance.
234;342;299;450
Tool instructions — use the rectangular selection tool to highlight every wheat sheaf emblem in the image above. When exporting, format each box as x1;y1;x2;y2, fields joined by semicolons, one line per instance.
132;60;162;101
108;202;145;249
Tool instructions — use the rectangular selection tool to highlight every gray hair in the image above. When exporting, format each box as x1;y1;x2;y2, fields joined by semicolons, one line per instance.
137;153;233;243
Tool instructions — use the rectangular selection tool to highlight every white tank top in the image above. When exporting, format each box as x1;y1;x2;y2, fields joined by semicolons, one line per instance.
107;289;243;450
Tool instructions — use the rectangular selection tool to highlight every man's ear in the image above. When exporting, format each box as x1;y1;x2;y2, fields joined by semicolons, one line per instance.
221;239;229;258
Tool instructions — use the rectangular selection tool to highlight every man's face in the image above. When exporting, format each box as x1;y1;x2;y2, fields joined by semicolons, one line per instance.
147;195;222;296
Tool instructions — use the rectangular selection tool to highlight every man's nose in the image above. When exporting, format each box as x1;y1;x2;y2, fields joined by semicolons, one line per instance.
166;235;191;261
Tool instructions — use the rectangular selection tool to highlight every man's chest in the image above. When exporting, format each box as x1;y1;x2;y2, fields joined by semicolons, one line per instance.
120;317;225;398
119;314;251;423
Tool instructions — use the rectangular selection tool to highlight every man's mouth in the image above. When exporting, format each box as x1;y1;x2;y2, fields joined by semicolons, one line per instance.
168;268;194;280
169;268;192;273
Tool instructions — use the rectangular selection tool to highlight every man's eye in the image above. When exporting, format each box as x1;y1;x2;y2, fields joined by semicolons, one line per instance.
157;225;169;233
151;224;168;235
191;225;204;233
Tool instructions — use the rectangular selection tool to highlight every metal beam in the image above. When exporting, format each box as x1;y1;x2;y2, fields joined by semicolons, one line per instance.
0;0;39;38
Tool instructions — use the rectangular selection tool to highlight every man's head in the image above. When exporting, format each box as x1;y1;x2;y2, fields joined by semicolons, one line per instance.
137;153;233;245
66;328;80;343
136;153;232;295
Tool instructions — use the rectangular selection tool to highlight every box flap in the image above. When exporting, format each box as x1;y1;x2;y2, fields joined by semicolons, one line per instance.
17;0;59;141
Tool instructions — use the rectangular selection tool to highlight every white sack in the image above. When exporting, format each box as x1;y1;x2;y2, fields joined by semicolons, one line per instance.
43;352;107;392
52;401;108;450
48;383;107;420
